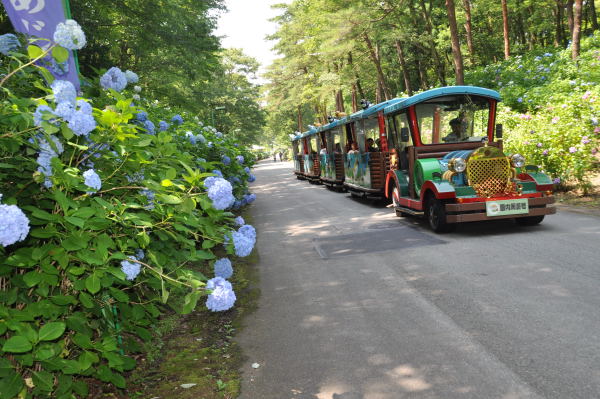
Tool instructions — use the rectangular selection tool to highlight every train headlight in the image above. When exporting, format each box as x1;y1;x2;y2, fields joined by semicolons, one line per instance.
510;154;525;168
448;157;466;173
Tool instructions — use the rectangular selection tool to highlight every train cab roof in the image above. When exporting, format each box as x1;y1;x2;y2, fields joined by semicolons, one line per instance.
383;86;501;115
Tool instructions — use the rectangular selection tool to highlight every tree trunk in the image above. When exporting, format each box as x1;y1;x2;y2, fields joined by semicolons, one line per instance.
348;52;366;101
351;84;358;113
418;0;447;85
501;0;511;59
297;105;303;133
336;90;345;113
572;0;583;59
567;0;574;35
394;39;413;95
414;47;430;90
462;0;475;65
555;1;565;46
590;0;599;30
362;33;392;100
445;0;465;85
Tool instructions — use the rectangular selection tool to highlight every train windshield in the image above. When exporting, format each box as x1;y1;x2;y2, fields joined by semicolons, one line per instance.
415;95;490;145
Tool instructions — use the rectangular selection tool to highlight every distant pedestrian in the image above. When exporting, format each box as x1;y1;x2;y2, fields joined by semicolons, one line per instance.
278;151;283;162
273;153;276;162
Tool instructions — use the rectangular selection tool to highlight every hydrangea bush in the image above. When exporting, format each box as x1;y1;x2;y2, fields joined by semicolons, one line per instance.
0;22;257;397
466;33;600;190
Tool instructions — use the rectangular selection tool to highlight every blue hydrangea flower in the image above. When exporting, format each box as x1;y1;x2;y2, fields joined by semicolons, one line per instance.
0;33;20;55
207;178;235;210
236;155;244;164
159;121;169;131
206;277;236;312
232;200;242;210
214;258;233;279
126;172;145;183
136;111;148;122
186;131;196;145
204;176;217;189
68;110;96;136
134;85;142;93
239;224;256;239
228;176;241;185
83;169;101;193
215;132;223;138
143;120;155;135
121;257;141;281
212;169;223;178
50;58;69;76
54;102;74;119
33;105;56;126
208;142;213;148
234;216;245;226
244;193;256;204
244;166;250;174
124;70;139;84
232;230;255;257
140;189;155;210
247;174;256;183
171;114;183;125
77;99;92;114
195;134;206;144
135;249;145;260
53;19;86;50
222;155;231;165
133;94;140;101
51;80;77;105
100;67;127;92
0;201;30;247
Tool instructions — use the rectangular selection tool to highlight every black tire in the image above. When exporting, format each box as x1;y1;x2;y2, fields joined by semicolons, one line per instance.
515;215;545;226
426;196;456;233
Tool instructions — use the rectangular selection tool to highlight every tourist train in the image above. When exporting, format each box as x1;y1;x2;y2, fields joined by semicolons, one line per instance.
291;86;556;232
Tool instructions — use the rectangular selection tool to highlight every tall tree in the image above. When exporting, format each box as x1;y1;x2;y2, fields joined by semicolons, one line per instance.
566;0;575;34
589;0;599;30
394;40;413;95
445;0;465;84
572;0;583;59
501;0;511;59
462;0;475;64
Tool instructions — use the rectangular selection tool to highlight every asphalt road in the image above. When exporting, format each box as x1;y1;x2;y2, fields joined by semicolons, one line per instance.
237;160;600;399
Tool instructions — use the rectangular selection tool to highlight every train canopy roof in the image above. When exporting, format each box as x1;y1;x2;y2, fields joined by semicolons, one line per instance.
318;117;348;132
299;126;319;138
383;86;501;115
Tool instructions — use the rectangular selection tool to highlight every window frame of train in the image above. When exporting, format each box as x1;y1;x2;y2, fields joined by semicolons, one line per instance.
292;136;303;179
383;86;556;233
318;119;346;189
342;98;404;198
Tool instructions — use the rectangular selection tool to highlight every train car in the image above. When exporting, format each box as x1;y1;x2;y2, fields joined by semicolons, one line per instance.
342;98;404;198
291;133;304;179
302;127;321;183
383;86;556;232
318;118;347;190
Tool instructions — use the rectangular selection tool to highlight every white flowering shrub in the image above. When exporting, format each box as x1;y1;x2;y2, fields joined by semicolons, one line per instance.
0;26;257;397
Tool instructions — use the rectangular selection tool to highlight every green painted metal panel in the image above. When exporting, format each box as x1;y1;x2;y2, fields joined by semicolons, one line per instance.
414;158;442;197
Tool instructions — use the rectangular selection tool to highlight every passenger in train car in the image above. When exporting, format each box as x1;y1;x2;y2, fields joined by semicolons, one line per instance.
334;143;342;153
366;138;378;152
319;145;327;155
443;117;466;142
348;142;359;153
389;148;399;170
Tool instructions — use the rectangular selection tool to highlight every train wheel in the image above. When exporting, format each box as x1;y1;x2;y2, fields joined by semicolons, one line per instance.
515;215;545;226
426;197;455;233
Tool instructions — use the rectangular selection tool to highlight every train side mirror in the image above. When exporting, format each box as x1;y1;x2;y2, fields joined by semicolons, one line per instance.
495;124;503;140
400;127;410;142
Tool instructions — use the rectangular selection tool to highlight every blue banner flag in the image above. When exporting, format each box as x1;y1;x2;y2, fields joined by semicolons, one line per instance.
1;0;80;90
